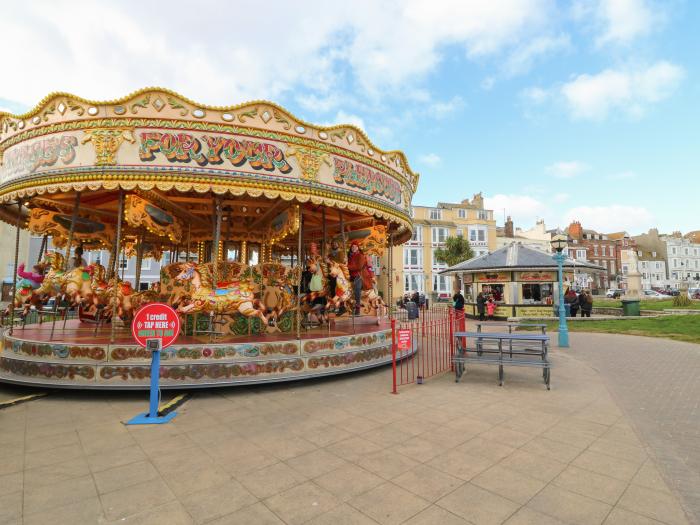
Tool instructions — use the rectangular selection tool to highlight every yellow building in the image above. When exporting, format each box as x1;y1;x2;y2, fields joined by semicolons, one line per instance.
381;193;496;303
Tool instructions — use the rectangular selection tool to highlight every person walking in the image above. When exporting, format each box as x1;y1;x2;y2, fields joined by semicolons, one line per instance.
476;292;486;321
580;289;593;317
565;288;579;317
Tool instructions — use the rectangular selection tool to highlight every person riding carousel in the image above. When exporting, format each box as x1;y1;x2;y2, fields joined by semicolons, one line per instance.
347;240;373;316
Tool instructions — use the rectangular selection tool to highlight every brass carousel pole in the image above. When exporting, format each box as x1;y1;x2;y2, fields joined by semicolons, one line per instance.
321;208;327;259
296;206;303;339
210;197;222;339
37;234;48;264
185;223;191;263
134;229;145;291
64;192;81;271
110;191;125;344
339;210;346;261
9;201;22;336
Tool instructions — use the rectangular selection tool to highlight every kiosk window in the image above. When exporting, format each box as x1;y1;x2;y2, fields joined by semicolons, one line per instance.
522;283;553;303
481;284;504;302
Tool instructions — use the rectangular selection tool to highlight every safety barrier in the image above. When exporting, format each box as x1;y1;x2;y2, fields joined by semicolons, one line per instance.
391;307;465;393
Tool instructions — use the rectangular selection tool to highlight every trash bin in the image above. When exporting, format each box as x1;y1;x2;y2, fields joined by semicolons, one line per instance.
405;301;419;320
553;304;571;317
621;299;640;317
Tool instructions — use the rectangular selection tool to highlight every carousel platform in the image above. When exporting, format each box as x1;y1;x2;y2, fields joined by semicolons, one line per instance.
0;316;397;389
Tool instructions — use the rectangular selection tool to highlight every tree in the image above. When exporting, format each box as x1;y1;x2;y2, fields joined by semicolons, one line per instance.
433;236;475;267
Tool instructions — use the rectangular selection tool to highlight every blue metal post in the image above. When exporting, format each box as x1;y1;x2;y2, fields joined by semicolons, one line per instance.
148;348;161;418
126;339;177;425
555;252;570;348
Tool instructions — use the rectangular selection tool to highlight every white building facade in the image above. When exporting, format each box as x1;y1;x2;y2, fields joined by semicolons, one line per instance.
663;234;700;288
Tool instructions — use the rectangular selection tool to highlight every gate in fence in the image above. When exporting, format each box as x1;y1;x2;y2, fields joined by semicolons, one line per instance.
391;306;465;393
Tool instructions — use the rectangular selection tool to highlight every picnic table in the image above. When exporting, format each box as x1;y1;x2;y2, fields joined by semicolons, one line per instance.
453;327;550;389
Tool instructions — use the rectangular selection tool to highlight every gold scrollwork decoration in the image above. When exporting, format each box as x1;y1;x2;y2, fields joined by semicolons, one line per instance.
81;128;135;166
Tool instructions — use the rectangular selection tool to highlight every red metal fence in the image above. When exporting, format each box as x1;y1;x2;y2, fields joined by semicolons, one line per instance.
391;307;466;393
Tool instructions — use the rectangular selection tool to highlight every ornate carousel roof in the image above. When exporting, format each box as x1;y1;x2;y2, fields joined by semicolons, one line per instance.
0;88;419;242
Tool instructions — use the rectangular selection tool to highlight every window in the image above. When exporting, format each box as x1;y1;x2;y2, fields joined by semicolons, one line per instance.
685;248;689;255
622;264;628;275
141;258;152;271
458;209;466;218
429;208;442;220
655;262;661;269
638;250;642;257
521;283;552;304
468;227;487;244
481;283;504;302
404;273;424;293
431;227;448;244
593;245;598;256
601;246;606;257
432;275;451;293
403;247;422;267
610;261;616;274
672;247;677;255
576;249;587;259
410;226;423;243
652;251;656;257
456;228;463;237
119;256;128;270
477;210;489;220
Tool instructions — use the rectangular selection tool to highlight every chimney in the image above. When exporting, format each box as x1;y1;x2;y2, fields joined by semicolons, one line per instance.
505;216;514;238
568;221;583;239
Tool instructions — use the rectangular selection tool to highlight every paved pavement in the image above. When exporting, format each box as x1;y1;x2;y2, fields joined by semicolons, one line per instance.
568;333;700;525
0;337;693;524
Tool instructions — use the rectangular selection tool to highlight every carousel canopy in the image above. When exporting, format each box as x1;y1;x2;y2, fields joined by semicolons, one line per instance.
0;88;419;245
440;242;606;275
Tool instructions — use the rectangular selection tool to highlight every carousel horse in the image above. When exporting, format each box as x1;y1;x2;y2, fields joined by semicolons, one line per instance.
326;260;352;314
105;281;161;320
260;263;298;328
299;257;329;324
172;262;268;324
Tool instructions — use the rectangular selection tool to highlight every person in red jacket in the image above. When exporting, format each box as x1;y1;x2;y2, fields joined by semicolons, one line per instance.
346;241;367;315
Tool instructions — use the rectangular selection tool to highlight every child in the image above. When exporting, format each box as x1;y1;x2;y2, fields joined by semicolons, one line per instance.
486;296;496;320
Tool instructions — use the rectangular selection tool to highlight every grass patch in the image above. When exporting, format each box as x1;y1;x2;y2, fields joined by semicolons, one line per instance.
593;298;700;311
529;315;700;345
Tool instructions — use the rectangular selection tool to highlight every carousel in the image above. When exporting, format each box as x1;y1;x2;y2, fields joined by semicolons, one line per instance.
0;88;418;389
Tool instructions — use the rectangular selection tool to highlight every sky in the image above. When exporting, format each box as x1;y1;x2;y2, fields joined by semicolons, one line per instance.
1;0;697;235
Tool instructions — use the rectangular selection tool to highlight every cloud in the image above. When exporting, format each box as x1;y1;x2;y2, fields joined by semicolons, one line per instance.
573;0;663;47
563;205;653;232
418;153;442;166
503;33;571;76
525;61;685;120
0;0;554;108
428;96;465;119
553;193;570;203
484;194;547;223
322;110;366;132
546;161;589;179
481;77;496;91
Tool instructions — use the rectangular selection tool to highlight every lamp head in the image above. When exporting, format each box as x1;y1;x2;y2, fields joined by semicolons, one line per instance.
551;233;568;253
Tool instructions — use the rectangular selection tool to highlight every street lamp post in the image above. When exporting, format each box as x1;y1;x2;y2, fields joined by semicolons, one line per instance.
551;233;570;348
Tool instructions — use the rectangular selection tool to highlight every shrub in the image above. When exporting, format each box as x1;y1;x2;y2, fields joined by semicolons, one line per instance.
673;294;692;308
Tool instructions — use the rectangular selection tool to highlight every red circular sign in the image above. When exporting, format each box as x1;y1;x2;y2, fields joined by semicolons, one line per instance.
131;303;181;349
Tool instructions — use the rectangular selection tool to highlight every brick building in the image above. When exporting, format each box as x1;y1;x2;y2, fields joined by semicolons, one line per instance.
565;221;617;291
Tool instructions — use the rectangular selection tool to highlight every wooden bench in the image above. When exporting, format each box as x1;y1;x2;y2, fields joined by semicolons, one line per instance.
453;331;550;389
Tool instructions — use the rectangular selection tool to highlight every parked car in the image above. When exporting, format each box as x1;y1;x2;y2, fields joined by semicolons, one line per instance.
689;288;700;300
606;288;625;298
642;289;666;298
